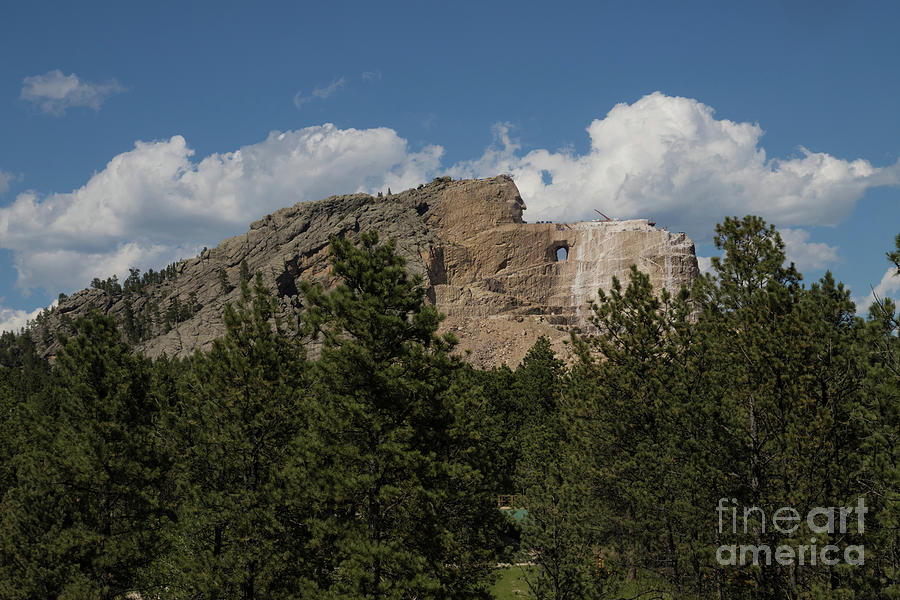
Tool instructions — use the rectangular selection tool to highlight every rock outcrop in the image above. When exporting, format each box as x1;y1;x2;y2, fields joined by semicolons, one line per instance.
32;175;699;368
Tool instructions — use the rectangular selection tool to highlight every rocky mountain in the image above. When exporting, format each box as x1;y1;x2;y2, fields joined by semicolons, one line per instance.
29;175;699;368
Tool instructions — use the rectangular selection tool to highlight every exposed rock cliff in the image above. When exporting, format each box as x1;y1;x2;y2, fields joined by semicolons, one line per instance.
32;175;698;367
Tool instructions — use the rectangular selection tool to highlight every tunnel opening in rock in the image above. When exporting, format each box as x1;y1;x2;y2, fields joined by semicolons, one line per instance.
556;246;568;261
275;272;299;298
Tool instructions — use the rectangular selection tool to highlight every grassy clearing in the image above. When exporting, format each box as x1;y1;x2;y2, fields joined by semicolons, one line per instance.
491;565;683;599
491;565;534;599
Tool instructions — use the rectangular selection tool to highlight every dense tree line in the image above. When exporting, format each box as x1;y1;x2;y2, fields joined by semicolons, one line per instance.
91;263;182;296
506;217;900;600
0;219;898;599
90;265;201;343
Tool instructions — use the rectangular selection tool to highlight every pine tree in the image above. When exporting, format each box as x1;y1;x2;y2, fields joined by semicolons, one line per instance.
691;216;880;598
514;337;565;426
569;264;709;595
513;339;603;600
124;267;142;294
0;313;171;599
219;267;234;294
123;296;139;342
299;231;502;599
855;251;900;596
463;363;519;493
0;365;20;525
163;274;309;598
887;233;900;273
239;259;251;286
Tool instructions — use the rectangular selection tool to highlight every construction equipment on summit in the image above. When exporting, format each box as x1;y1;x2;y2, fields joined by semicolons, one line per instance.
594;209;612;221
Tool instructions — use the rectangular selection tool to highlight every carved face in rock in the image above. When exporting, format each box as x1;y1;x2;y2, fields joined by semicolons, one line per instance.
508;193;526;223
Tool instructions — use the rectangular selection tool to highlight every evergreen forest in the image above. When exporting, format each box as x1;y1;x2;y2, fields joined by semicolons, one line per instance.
1;218;898;600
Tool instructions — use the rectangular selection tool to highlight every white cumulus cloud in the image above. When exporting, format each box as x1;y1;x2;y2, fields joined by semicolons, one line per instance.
3;92;899;318
778;228;840;272
854;267;900;314
451;93;900;239
0;124;442;295
21;70;124;116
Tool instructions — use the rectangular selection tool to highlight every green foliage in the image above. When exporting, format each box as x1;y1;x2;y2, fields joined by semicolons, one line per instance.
458;363;519;492
707;214;800;308
513;339;604;600
161;274;309;598
0;313;171;599
500;216;900;599
857;293;900;597
91;274;123;294
887;233;900;274
0;331;48;376
86;263;190;343
691;219;877;597
299;231;502;599
121;264;180;295
219;267;234;294
162;293;199;332
2;220;899;599
569;265;705;595
239;259;250;286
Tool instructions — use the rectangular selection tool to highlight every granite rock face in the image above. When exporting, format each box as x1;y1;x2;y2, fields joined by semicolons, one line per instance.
33;175;699;367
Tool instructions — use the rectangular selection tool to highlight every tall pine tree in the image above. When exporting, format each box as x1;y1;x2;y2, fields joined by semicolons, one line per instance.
298;231;502;599
0;313;171;599
163;274;309;599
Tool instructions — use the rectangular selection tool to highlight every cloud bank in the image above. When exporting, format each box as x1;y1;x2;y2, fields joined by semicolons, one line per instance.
2;92;897;310
451;93;900;237
21;70;124;115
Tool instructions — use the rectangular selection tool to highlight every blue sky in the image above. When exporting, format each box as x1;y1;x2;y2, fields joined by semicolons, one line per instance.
2;0;899;330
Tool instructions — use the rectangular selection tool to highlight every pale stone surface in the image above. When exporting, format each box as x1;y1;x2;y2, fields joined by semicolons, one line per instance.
33;175;698;368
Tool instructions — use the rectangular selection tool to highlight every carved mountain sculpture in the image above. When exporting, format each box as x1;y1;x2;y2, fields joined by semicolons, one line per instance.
32;175;699;367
